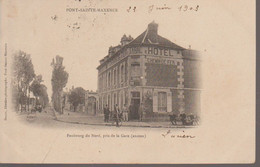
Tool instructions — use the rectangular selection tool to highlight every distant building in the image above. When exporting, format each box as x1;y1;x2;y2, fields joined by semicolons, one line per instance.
97;21;201;121
85;90;98;115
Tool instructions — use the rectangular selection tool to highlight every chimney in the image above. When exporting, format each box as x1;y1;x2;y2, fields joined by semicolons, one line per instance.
147;21;158;43
121;34;132;46
108;46;114;56
148;21;158;34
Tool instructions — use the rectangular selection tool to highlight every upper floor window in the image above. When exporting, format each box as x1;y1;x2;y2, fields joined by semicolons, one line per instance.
114;69;117;85
103;74;106;89
108;72;111;87
131;62;140;77
121;64;124;82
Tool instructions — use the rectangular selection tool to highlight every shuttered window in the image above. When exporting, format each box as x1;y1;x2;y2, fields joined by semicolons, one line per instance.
158;92;167;112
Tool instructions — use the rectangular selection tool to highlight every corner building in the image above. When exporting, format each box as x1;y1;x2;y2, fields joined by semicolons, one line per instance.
97;22;201;121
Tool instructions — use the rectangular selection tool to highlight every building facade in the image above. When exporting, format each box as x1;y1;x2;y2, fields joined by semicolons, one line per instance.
85;90;98;115
97;22;201;121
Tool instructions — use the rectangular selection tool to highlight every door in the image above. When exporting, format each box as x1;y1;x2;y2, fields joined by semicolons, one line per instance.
130;92;140;120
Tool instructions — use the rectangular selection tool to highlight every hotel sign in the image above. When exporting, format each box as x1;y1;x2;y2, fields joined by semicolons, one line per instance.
105;46;180;70
129;46;179;57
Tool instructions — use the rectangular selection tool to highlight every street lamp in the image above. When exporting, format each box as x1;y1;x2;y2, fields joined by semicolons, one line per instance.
140;76;144;104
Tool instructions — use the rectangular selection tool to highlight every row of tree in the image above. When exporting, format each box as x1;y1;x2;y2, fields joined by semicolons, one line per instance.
51;56;69;114
12;51;85;114
50;56;86;114
68;87;86;112
12;51;49;112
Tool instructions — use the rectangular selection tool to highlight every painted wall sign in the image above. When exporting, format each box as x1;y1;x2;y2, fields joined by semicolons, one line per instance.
146;57;177;65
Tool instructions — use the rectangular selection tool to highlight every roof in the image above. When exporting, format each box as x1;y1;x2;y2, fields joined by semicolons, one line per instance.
128;30;185;50
97;22;186;69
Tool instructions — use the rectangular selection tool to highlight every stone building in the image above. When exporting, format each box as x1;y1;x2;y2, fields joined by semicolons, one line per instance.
97;21;201;121
85;90;98;115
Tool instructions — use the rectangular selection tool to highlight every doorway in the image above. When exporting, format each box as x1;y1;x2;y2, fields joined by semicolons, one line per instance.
130;91;140;120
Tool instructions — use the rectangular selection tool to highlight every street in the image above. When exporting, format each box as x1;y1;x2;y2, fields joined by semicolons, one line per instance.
1;107;198;163
15;106;196;130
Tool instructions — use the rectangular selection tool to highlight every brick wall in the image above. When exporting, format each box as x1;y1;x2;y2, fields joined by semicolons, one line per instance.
145;63;178;87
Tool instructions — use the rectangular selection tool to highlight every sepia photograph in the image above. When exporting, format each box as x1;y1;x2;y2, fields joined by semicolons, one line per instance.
0;0;255;164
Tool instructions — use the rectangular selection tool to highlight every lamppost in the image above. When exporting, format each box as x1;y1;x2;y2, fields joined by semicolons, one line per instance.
140;76;144;104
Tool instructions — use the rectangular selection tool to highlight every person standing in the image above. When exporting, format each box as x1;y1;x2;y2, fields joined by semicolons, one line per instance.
180;113;187;125
103;104;110;122
122;104;128;122
128;103;133;120
138;102;144;121
114;104;120;126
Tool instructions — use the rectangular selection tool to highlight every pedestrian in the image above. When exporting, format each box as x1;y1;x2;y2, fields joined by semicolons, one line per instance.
122;104;128;122
138;102;144;121
180;113;187;125
103;104;110;122
128;103;133;120
114;104;120;127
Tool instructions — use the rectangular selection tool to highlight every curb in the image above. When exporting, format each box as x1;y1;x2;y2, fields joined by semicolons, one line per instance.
54;118;198;129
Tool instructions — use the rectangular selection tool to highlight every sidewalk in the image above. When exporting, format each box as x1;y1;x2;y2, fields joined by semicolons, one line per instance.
55;110;197;129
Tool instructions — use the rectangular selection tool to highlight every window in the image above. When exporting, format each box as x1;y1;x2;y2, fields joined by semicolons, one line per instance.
103;96;106;109
110;71;113;87
131;62;140;77
117;67;120;85
133;79;141;86
158;92;167;112
103;74;105;90
131;91;140;98
114;69;116;85
120;93;124;109
121;65;124;83
99;76;102;90
114;93;117;106
108;72;111;87
99;97;102;110
125;65;127;82
108;95;111;110
104;74;107;89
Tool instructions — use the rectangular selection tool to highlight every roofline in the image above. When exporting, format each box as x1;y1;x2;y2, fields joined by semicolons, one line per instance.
97;43;187;70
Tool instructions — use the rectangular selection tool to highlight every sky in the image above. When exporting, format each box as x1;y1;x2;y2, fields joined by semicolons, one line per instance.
1;0;255;99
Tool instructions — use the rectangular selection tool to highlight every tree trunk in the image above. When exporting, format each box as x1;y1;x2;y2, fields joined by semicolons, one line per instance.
28;86;30;112
53;91;61;114
25;86;28;112
57;91;61;114
17;81;20;112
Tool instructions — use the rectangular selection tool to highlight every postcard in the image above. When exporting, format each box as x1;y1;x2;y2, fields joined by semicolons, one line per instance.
0;0;255;164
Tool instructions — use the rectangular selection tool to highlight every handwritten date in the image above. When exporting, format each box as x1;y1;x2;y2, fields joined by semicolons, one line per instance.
147;4;199;13
178;5;199;12
127;6;137;12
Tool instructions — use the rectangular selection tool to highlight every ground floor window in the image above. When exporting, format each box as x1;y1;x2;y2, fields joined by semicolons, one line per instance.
120;93;124;109
158;92;167;112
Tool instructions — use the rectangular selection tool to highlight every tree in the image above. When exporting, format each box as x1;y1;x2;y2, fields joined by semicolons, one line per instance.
51;56;69;114
30;76;43;97
30;75;49;108
39;86;49;108
68;87;85;112
12;51;35;111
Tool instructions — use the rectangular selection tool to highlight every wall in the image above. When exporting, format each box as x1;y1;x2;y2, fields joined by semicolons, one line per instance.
184;90;201;116
183;59;201;89
145;63;178;87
